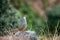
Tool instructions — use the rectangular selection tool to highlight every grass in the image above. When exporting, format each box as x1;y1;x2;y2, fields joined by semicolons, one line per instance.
37;35;60;40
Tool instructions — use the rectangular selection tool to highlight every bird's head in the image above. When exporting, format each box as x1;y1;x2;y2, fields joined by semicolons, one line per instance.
23;16;26;19
23;15;27;21
18;15;27;25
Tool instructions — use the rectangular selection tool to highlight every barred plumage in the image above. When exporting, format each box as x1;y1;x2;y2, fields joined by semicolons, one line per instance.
18;16;27;31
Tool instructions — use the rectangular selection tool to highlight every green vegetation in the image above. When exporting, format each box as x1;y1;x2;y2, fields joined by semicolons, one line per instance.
46;4;60;35
0;0;21;36
0;0;60;36
18;0;48;35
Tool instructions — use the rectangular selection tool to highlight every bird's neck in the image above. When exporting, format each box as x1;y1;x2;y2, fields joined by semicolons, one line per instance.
23;16;27;24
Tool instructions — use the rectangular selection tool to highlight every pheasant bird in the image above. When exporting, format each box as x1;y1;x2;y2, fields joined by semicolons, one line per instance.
15;16;27;36
18;16;27;32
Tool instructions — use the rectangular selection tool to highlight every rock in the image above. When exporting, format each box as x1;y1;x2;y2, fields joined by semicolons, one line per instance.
15;30;37;40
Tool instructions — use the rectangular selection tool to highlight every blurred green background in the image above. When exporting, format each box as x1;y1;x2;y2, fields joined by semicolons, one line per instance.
0;0;60;36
